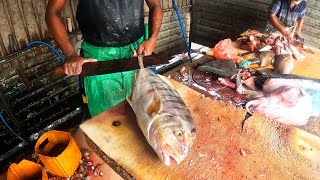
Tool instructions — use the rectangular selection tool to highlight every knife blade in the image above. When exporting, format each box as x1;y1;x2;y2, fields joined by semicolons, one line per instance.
294;34;304;45
54;53;169;76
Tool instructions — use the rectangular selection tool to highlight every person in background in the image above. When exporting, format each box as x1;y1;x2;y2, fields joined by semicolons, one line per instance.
46;0;163;117
267;0;306;41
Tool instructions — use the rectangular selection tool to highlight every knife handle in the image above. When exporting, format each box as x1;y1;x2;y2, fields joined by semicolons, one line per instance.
54;66;65;75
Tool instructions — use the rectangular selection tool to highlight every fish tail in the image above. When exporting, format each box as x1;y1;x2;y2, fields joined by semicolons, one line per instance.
126;95;133;107
138;55;145;69
138;54;150;78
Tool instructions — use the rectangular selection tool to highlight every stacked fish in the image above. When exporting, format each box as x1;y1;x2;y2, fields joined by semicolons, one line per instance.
237;30;305;74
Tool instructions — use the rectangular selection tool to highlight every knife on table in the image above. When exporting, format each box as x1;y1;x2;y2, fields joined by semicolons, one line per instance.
54;53;169;76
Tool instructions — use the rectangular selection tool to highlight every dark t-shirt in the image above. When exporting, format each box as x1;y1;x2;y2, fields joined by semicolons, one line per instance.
76;0;145;47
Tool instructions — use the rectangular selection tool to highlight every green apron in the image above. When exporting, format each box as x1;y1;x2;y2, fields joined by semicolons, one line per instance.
82;25;149;116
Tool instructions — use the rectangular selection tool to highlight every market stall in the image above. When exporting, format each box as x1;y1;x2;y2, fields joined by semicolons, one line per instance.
80;40;320;179
0;0;320;179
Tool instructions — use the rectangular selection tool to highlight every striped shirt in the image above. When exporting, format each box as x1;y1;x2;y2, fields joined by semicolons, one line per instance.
268;0;306;27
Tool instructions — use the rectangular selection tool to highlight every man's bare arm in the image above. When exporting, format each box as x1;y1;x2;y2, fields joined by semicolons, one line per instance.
138;0;163;55
295;18;304;36
46;0;76;57
146;0;163;42
46;0;93;75
267;12;288;35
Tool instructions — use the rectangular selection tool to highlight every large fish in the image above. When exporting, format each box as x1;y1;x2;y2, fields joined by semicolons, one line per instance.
236;71;320;126
127;55;196;166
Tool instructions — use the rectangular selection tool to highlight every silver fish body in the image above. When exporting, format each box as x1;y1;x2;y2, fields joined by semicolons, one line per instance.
127;68;196;166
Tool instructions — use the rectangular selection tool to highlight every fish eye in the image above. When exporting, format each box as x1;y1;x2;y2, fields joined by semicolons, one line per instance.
191;128;196;134
175;130;184;137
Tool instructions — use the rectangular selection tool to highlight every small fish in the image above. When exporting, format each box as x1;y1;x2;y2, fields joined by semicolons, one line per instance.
288;44;305;61
273;54;295;74
127;55;196;166
259;51;275;67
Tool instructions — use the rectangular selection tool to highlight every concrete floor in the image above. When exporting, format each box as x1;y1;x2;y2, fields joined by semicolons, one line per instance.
0;128;123;180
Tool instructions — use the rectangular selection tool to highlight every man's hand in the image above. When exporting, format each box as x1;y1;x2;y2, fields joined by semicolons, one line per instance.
64;54;96;75
281;29;293;43
137;37;157;56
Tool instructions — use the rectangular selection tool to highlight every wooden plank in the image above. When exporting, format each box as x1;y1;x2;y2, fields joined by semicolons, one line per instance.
80;74;320;180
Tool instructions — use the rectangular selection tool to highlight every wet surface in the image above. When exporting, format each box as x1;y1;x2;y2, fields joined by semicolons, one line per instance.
164;57;249;108
164;54;320;134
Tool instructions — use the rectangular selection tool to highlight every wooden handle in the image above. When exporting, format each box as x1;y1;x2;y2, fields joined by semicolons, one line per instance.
54;66;65;75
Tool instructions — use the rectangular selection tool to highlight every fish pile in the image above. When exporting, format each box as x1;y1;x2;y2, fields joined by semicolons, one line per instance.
237;29;305;74
236;70;320;126
127;55;196;166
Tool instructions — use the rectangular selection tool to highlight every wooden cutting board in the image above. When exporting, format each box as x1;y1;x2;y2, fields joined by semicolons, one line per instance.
80;76;320;180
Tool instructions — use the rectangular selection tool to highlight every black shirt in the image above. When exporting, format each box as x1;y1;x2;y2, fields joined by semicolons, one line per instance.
76;0;145;47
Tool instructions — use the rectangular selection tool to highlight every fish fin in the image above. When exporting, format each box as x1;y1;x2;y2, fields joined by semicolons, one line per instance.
138;55;145;69
126;95;133;107
146;93;161;116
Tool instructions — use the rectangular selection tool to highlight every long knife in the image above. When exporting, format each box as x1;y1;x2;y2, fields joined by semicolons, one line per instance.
54;53;169;76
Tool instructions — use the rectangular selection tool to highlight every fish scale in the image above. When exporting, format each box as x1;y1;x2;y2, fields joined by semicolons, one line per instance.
146;71;193;118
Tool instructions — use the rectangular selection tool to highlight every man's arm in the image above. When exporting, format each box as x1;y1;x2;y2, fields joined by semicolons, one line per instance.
137;0;163;55
46;0;75;57
267;12;291;38
295;18;304;36
46;0;92;75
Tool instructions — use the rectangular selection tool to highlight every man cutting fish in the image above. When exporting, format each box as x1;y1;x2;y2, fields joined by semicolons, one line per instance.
267;0;306;42
46;0;163;116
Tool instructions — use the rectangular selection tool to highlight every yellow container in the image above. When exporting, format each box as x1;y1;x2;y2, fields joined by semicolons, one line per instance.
35;130;81;178
7;159;48;180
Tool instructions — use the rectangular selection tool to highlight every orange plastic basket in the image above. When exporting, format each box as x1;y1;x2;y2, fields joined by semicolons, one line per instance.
35;130;81;177
7;159;48;180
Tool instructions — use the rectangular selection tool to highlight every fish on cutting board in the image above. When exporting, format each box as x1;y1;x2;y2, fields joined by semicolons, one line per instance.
273;54;295;74
245;86;312;126
127;55;196;166
236;71;320;126
259;50;275;67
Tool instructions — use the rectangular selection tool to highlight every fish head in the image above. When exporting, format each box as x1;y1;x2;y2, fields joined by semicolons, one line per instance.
150;114;196;166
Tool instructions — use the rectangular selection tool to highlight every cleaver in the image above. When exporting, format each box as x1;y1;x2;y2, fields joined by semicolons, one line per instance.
54;53;169;76
294;34;304;45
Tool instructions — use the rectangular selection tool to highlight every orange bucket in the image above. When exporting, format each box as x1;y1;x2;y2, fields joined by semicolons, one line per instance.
35;130;81;178
7;159;48;180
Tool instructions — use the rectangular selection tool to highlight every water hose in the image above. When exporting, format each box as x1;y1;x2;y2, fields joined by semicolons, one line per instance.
27;41;81;86
27;41;64;63
0;112;25;142
172;0;192;61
